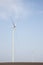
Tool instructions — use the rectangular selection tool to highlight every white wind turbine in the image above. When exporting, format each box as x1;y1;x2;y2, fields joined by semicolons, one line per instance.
10;17;16;62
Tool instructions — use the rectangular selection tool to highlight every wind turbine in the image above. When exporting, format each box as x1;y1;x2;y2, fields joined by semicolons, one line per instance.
10;17;16;62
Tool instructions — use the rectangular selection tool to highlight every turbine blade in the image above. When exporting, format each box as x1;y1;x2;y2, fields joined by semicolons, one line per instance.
10;16;15;25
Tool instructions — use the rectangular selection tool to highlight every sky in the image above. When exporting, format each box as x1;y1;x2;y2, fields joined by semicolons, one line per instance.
0;0;43;62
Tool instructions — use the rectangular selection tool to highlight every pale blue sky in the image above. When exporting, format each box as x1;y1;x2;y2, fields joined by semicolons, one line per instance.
0;0;43;62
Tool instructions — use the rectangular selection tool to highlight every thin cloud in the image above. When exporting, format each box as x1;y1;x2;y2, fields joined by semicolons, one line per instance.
0;12;7;20
0;0;32;21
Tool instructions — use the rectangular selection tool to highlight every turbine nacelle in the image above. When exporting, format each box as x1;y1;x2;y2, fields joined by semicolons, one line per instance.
13;23;16;28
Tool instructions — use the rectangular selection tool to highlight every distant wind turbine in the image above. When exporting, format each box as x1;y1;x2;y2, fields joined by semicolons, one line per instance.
10;16;16;62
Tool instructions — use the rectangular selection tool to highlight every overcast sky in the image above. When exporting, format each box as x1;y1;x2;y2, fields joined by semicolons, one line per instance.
0;0;43;62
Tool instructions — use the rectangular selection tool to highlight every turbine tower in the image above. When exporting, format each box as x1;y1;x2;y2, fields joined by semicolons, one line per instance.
11;17;16;62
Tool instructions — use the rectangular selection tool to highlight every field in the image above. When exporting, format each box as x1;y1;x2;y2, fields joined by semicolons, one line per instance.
0;62;43;65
